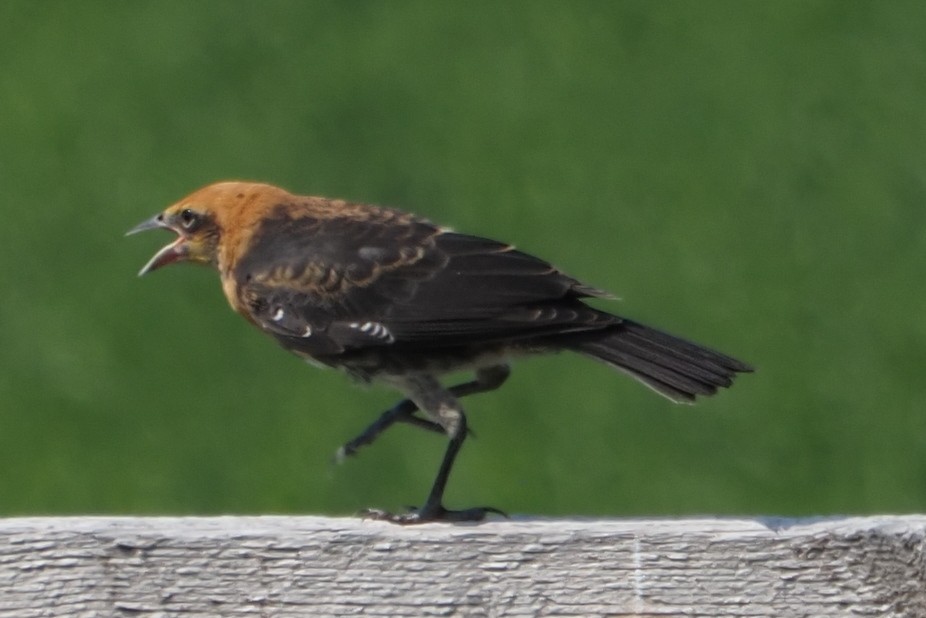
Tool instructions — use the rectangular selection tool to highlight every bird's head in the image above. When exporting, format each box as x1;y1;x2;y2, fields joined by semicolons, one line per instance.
127;181;292;276
127;202;222;275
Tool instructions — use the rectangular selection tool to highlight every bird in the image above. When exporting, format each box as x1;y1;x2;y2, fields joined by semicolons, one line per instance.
128;181;752;524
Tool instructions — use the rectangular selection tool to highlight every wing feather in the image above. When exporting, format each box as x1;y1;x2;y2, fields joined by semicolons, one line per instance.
234;206;616;354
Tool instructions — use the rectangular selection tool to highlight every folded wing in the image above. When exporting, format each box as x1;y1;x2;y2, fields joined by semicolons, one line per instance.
232;205;617;355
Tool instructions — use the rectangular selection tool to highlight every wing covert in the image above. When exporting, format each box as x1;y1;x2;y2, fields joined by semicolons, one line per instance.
233;203;617;353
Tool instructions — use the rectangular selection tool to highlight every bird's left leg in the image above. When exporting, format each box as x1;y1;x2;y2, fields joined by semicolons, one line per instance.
334;398;442;463
362;373;504;524
335;364;510;461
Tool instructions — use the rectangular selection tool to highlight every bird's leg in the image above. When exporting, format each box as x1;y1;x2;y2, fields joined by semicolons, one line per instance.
335;364;510;462
334;398;427;462
362;374;505;524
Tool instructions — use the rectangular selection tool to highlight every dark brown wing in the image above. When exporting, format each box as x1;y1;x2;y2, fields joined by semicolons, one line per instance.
233;204;617;356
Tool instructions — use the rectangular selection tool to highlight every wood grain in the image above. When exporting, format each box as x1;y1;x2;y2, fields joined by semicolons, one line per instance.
0;515;923;617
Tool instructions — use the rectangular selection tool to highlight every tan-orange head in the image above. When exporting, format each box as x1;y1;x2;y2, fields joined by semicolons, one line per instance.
127;181;296;276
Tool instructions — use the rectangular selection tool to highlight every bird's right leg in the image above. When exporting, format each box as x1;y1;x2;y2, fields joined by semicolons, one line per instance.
335;364;510;462
361;373;504;524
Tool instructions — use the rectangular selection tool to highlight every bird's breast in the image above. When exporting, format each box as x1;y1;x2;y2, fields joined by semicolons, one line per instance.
220;273;251;321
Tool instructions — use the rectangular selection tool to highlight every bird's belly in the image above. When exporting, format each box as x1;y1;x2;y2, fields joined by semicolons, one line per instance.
313;342;542;384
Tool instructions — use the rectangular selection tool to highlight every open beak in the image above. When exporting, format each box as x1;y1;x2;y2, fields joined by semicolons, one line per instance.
126;215;187;276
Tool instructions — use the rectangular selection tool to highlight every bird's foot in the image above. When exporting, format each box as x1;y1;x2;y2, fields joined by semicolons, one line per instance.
333;444;356;464
360;504;507;525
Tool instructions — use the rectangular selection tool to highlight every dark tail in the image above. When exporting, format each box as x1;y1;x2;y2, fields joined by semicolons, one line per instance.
567;320;753;403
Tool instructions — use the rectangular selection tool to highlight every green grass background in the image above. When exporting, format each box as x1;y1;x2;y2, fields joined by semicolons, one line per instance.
1;1;924;518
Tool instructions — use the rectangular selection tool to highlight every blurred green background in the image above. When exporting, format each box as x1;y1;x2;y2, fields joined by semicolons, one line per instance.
1;1;924;519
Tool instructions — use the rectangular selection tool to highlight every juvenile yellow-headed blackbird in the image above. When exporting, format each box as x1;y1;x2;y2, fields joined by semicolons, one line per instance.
129;181;752;523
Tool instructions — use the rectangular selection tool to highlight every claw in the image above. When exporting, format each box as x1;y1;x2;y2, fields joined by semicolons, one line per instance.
333;445;354;464
359;504;507;525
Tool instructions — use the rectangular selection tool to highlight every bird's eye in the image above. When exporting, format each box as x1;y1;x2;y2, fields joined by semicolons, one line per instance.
179;208;200;230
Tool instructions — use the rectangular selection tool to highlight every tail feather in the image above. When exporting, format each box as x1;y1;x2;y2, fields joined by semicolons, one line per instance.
568;320;753;403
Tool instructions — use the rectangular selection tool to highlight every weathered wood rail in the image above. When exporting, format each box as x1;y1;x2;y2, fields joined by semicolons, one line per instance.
0;515;923;617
